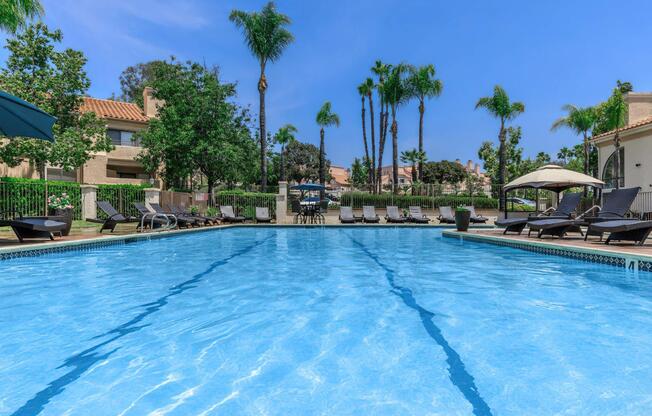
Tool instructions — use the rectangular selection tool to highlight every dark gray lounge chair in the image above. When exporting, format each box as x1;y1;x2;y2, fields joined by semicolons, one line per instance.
220;205;245;223
255;207;273;223
437;206;455;224
362;206;380;223
133;203;173;230
0;212;67;242
589;219;652;246
464;206;488;224
150;203;196;228
408;206;430;223
339;206;356;224
91;200;139;233
530;187;640;240
168;203;211;226
385;206;406;223
496;192;582;235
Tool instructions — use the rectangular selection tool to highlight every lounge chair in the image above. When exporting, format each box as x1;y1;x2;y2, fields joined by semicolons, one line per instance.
588;219;652;246
255;207;273;223
362;206;380;223
495;192;582;235
385;206;406;223
0;212;67;242
168;204;212;226
133;203;173;230
339;206;356;224
91;200;139;233
530;187;640;240
464;206;488;224
408;206;430;224
437;206;456;224
220;205;245;223
150;202;197;228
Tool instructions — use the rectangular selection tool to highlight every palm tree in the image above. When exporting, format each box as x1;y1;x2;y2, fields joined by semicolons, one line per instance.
274;124;297;182
357;79;372;181
364;77;377;190
400;149;427;182
316;101;340;196
0;0;42;33
475;85;525;211
383;63;413;192
551;104;597;184
602;88;627;189
229;2;294;192
372;60;390;192
408;64;442;180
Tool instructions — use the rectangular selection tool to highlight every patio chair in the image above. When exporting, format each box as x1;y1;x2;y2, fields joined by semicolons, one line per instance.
220;205;246;223
133;202;174;231
437;206;456;224
385;206;406;223
588;219;652;246
290;199;304;224
91;200;140;233
339;206;356;224
168;203;212;226
255;207;273;223
496;192;582;235
407;206;431;224
150;202;197;228
530;187;640;240
0;211;67;242
362;206;380;223
464;206;488;224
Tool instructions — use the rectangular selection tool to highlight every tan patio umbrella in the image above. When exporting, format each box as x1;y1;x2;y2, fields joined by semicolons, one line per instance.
504;165;604;191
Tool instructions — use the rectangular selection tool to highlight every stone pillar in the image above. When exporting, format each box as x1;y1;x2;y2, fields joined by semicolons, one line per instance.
80;184;98;220
276;181;288;223
145;188;161;211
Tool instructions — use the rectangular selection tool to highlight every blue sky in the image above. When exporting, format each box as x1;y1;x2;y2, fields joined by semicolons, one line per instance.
4;0;652;168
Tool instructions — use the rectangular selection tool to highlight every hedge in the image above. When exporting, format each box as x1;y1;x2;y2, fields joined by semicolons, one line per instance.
97;183;148;219
340;192;498;209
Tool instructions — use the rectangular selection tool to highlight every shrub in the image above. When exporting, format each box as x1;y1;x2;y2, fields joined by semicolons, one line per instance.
0;177;81;219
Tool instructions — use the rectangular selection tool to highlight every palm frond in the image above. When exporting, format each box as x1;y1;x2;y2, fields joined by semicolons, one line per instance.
316;101;340;127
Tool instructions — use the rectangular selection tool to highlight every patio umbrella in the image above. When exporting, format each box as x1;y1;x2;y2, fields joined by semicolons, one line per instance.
290;183;326;191
0;90;57;142
504;165;604;192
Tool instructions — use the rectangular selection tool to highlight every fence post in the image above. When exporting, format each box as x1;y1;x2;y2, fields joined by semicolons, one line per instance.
276;181;288;223
145;188;161;211
80;184;98;220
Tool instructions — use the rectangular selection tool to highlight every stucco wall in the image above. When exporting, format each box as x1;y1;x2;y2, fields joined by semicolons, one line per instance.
597;130;652;192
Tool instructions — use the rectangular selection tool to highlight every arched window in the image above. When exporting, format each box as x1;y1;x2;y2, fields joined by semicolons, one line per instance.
602;147;625;188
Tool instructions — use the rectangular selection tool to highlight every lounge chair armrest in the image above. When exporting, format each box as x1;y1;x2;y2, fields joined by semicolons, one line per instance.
576;205;601;220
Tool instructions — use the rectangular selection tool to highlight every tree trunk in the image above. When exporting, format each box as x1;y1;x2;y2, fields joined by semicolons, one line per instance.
207;177;215;206
498;121;507;212
418;99;425;181
377;101;387;194
360;96;370;183
391;105;399;194
368;92;376;191
613;131;621;189
319;127;325;199
377;102;390;193
280;144;286;182
583;132;589;198
258;71;268;192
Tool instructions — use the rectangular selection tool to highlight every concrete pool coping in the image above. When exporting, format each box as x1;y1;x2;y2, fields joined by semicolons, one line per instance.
442;229;652;273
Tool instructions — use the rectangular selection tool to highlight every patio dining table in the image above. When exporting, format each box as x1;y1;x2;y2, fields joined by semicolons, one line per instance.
299;201;321;224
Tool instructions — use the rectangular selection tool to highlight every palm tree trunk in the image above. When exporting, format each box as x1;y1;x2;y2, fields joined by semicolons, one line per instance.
319;127;325;198
418;99;425;181
258;71;268;192
368;92;376;191
376;99;386;193
378;102;389;193
360;96;370;183
498;121;506;212
583;132;589;198
613;130;621;189
391;105;398;194
280;144;286;182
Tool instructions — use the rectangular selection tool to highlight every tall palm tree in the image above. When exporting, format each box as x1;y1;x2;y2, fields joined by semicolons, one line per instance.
383;63;413;192
551;104;597;181
372;60;390;192
357;80;371;180
364;77;377;189
230;2;294;191
602;88;627;189
475;85;525;210
0;0;42;33
316;101;340;195
274;124;297;182
408;64;442;180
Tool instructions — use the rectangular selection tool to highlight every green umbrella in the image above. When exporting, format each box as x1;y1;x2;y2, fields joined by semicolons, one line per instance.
0;90;56;141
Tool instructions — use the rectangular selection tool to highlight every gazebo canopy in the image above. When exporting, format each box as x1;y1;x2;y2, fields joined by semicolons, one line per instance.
504;165;604;192
290;183;325;191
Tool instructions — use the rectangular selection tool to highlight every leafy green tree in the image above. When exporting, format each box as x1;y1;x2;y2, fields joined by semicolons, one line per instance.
371;60;390;192
551;104;597;184
136;59;257;198
316;101;339;193
383;63;412;191
284;140;327;183
117;60;167;105
0;22;111;178
475;85;525;209
273;123;297;182
400;148;426;182
408;64;442;180
556;144;590;173
422;160;467;184
0;0;42;33
229;2;294;191
350;157;368;187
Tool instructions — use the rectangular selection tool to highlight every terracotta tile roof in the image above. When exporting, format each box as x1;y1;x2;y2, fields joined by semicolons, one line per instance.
81;97;149;123
592;116;652;140
329;165;349;185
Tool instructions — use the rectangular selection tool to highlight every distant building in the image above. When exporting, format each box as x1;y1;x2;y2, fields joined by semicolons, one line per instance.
378;160;491;194
328;165;350;195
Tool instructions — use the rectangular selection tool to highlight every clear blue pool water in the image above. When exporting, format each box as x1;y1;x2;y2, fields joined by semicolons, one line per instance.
2;227;652;415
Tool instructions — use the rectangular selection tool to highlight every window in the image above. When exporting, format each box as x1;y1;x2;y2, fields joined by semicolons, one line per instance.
602;147;625;188
107;129;140;147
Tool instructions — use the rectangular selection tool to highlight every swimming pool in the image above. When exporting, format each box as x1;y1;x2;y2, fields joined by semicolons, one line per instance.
2;227;652;415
